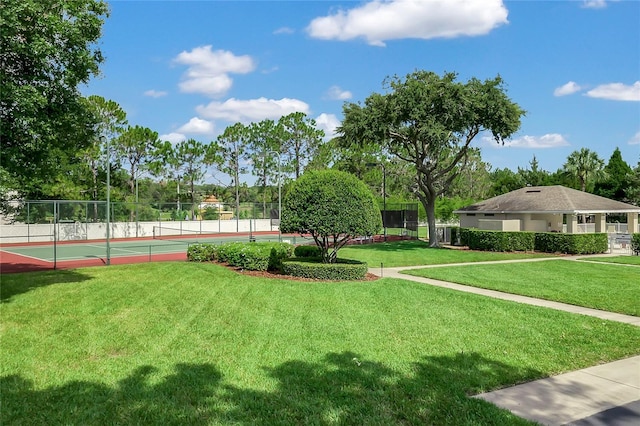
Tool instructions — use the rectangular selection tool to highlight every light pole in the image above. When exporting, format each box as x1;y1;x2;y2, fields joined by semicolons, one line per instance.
103;135;111;265
367;162;387;241
266;150;282;242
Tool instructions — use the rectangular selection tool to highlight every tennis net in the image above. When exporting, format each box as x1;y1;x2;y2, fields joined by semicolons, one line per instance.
152;225;219;242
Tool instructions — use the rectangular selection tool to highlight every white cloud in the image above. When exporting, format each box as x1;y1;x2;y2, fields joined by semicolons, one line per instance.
554;81;582;97
629;131;640;145
196;97;310;123
144;89;168;98
586;81;640;101
177;117;215;135
173;45;255;98
325;85;352;100
582;0;621;8
582;0;611;9
306;0;509;46
315;113;341;139
160;132;186;144
486;133;570;149
274;27;294;35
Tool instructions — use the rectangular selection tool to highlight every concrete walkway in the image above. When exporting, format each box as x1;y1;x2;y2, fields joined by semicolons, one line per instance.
368;257;640;425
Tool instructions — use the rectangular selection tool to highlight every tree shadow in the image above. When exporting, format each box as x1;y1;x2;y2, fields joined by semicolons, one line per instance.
221;351;539;425
1;269;92;303
1;352;541;424
1;363;223;425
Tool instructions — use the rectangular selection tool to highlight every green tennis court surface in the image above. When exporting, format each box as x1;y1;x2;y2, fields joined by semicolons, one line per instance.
2;233;292;263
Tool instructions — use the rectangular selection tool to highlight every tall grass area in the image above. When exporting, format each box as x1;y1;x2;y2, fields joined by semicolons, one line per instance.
2;262;639;425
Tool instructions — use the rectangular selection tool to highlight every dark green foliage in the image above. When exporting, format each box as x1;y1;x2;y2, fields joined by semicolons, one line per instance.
294;245;322;258
281;258;368;280
280;170;381;263
450;227;461;245
187;244;217;262
1;0;109;198
465;229;535;252
630;234;639;255
594;148;633;201
216;241;293;271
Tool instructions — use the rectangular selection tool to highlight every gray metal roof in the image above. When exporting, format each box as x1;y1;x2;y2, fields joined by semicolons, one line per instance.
454;185;640;214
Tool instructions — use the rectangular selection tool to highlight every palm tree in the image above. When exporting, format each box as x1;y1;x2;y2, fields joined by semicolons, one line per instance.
563;148;606;192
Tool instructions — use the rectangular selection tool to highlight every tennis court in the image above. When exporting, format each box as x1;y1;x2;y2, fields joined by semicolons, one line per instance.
0;230;299;273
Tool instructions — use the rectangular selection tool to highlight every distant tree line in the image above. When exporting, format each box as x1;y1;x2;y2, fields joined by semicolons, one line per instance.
2;0;639;243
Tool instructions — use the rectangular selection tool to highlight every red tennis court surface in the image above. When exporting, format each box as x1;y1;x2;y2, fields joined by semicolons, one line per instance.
0;231;284;274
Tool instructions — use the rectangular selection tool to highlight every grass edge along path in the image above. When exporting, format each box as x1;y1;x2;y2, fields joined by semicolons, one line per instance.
2;262;640;425
403;259;640;316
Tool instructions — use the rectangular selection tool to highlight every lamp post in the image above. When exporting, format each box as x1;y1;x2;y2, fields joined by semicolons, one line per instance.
266;150;282;242
103;135;111;265
367;162;387;241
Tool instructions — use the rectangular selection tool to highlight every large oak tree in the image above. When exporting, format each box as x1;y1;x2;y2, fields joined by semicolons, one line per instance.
339;71;524;246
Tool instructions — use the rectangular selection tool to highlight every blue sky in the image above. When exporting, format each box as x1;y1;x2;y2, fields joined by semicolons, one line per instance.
84;0;640;183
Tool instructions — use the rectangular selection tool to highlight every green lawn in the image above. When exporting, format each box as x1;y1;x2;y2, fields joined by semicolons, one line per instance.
404;259;640;316
339;240;551;267
578;255;640;266
2;262;639;425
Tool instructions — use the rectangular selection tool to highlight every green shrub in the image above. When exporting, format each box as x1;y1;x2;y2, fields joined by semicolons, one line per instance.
450;227;461;246
187;243;217;262
281;258;368;280
465;229;535;252
280;169;381;263
216;241;293;271
459;227;471;247
632;234;640;254
294;245;321;258
534;232;608;254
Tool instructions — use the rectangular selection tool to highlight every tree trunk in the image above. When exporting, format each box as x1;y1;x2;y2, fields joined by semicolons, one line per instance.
425;198;439;248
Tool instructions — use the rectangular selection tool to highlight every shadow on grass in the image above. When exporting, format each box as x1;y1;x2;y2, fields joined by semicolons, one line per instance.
1;352;540;425
0;269;92;303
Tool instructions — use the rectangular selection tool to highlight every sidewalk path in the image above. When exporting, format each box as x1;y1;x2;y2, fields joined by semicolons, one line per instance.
368;257;640;425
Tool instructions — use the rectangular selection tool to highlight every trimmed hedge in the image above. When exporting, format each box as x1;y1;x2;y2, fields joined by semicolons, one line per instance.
450;226;461;246
210;241;294;271
281;258;368;280
459;228;609;254
535;232;608;254
187;243;217;262
294;245;321;258
465;229;535;252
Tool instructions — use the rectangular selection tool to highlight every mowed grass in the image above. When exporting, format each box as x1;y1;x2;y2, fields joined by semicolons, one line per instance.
578;255;640;266
2;262;640;425
339;240;551;267
404;259;640;316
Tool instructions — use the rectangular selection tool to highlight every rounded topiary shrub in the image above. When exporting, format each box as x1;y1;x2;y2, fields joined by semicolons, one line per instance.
280;170;381;264
281;258;368;280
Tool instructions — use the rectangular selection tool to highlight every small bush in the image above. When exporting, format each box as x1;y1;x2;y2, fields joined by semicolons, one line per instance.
281;258;368;280
216;241;293;271
187;244;217;262
294;245;321;258
450;227;461;246
632;234;640;255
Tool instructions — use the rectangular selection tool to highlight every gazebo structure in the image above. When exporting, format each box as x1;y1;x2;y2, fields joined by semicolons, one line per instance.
454;185;640;234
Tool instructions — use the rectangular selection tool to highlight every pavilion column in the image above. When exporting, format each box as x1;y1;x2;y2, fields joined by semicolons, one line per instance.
628;212;639;234
566;213;578;234
594;213;606;233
